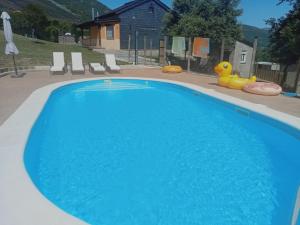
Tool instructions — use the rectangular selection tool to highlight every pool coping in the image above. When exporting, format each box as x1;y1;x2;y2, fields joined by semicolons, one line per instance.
0;77;299;225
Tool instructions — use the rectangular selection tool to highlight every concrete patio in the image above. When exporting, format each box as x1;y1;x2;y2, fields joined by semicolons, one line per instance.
0;67;300;125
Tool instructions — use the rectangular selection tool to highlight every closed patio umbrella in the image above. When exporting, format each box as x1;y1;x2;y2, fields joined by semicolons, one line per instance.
1;11;19;77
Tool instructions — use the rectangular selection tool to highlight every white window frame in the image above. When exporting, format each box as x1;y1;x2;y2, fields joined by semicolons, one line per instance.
240;50;247;64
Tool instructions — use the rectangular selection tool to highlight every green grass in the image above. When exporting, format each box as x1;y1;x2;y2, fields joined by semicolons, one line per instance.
0;31;117;68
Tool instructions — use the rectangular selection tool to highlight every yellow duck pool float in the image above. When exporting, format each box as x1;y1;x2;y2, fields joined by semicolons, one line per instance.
214;61;256;90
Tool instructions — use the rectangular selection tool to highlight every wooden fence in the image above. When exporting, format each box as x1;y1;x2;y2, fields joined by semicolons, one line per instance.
254;66;282;84
81;38;97;48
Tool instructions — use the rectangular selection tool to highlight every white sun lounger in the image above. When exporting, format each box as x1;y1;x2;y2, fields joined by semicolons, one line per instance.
89;63;106;74
105;54;121;72
71;52;85;74
50;52;67;74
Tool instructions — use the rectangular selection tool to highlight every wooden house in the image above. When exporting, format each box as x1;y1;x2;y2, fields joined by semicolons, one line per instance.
78;0;169;50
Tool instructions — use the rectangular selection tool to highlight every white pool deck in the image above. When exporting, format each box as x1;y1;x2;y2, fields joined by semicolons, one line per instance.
0;70;300;225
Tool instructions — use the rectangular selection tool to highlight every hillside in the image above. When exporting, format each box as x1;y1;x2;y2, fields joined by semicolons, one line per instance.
0;30;106;68
242;24;270;48
0;0;110;22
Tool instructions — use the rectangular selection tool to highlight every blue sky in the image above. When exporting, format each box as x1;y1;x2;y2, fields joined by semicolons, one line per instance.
99;0;291;28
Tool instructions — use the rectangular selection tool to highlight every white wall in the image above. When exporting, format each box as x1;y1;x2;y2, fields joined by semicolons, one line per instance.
231;41;254;77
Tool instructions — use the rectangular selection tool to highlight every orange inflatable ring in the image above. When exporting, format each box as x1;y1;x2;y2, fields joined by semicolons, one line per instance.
162;65;183;73
243;82;282;96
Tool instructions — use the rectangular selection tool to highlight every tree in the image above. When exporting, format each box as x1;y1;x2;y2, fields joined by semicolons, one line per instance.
163;0;242;43
11;11;31;36
8;4;74;43
45;20;61;42
22;4;50;39
256;47;271;62
267;0;300;89
58;21;72;35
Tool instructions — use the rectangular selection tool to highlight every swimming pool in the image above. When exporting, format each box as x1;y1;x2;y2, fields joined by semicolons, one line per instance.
24;79;300;225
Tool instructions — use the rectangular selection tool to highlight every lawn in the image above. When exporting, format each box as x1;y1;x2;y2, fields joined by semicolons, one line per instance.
0;31;120;68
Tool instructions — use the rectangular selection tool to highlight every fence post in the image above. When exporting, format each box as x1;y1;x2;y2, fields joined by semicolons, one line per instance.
135;30;138;65
220;38;225;62
128;34;131;63
144;35;147;65
164;36;168;65
150;39;153;65
276;69;280;84
159;39;164;65
187;37;192;73
250;37;258;76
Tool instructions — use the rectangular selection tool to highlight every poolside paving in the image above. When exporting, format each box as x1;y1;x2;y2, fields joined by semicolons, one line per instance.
0;67;300;125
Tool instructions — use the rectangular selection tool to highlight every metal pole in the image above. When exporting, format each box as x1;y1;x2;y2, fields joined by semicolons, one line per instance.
187;37;192;72
250;37;258;77
128;34;131;63
164;36;167;65
220;38;225;62
12;54;18;77
144;35;147;65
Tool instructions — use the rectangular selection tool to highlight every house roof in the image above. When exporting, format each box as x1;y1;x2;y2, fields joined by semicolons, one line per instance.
238;39;254;47
77;20;95;29
100;0;170;18
77;0;170;28
77;15;120;28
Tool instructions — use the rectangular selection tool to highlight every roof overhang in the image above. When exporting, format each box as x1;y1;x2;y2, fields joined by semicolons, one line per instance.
77;16;120;28
95;14;120;24
77;20;95;29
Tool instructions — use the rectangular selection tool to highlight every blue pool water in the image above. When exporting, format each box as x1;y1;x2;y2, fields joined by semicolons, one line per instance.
24;79;300;225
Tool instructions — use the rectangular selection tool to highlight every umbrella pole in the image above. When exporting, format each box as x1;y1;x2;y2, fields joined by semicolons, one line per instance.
12;53;18;77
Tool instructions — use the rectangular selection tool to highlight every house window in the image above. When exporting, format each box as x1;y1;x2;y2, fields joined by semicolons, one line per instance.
106;25;114;40
240;50;247;63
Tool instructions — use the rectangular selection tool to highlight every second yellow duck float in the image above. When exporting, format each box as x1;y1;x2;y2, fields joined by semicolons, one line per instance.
214;61;256;90
162;65;183;73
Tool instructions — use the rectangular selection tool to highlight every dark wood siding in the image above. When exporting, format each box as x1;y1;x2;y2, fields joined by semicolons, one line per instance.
118;0;167;49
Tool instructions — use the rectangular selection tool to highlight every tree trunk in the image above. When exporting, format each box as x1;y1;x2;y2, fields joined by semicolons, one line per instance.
280;64;289;87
